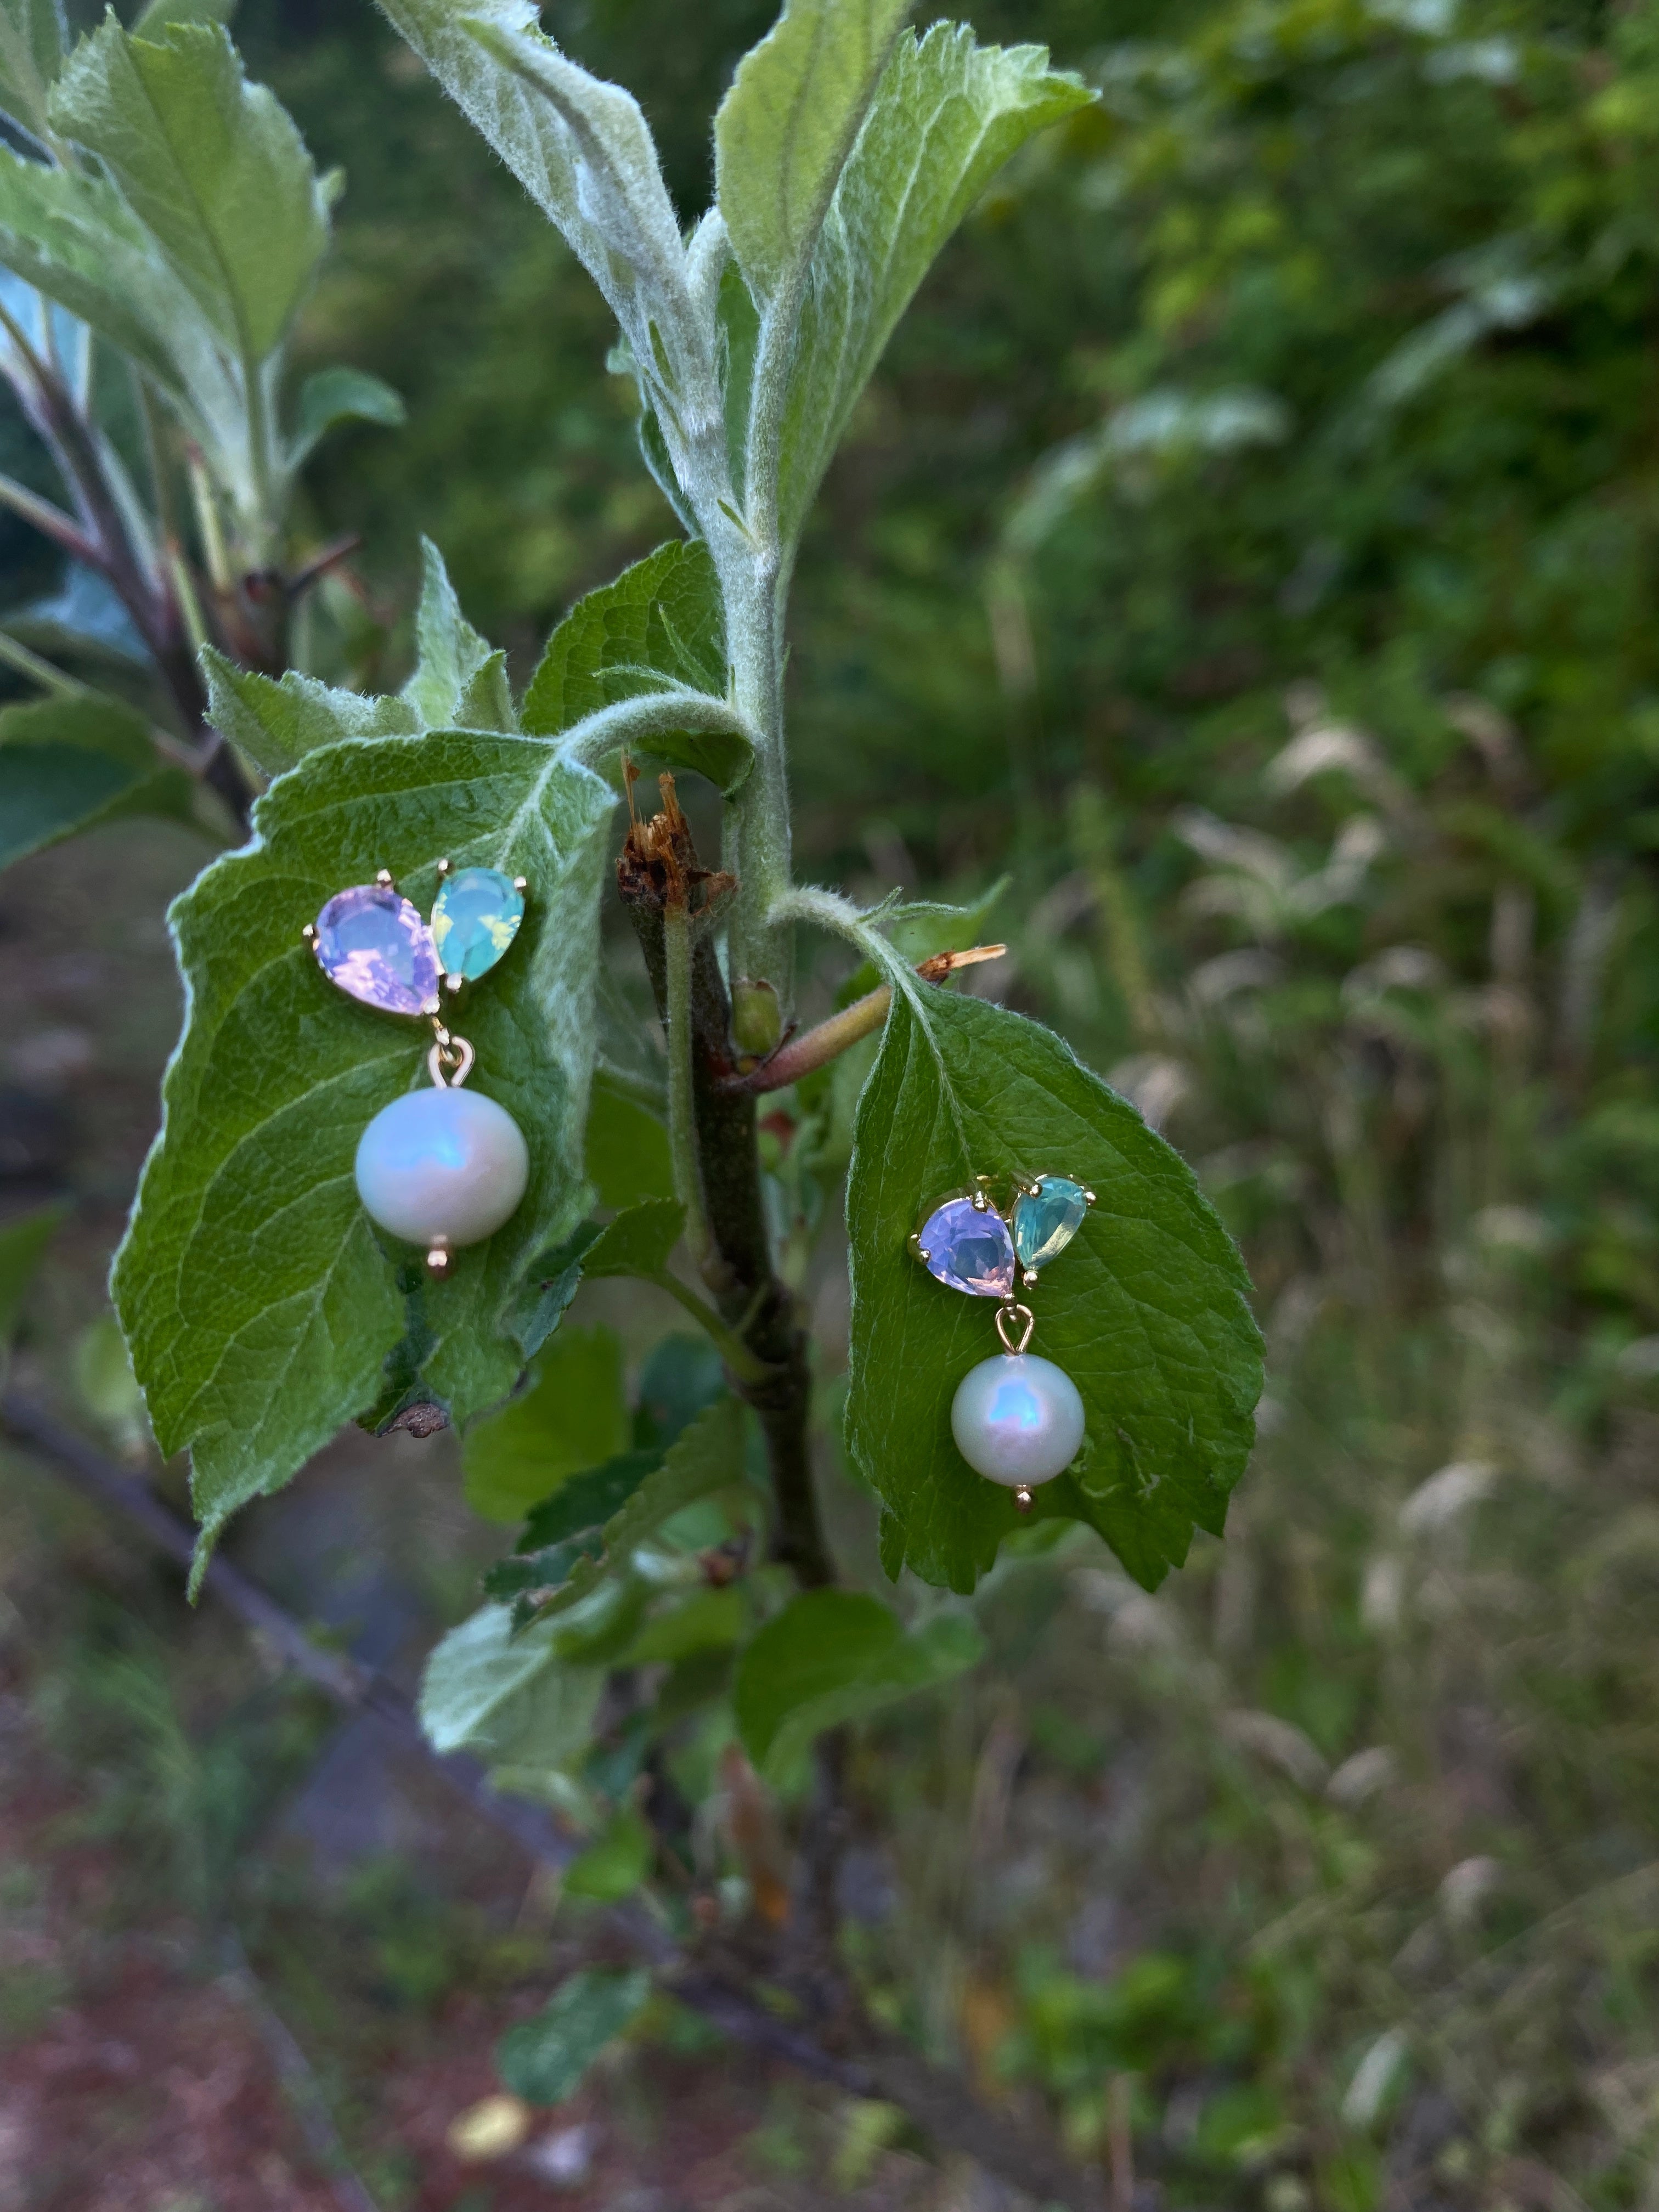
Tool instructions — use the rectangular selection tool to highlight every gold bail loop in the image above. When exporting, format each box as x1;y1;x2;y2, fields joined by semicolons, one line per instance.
995;1300;1034;1356
427;1021;475;1088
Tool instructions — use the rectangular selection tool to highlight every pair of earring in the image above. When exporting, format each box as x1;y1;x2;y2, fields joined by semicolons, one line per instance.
910;1173;1096;1509
304;862;531;1276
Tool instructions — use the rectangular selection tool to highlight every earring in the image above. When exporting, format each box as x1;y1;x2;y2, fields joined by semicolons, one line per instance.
303;861;530;1278
909;1173;1095;1510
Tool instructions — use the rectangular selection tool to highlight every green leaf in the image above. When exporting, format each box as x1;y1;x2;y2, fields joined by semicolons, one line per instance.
562;1807;653;1901
49;18;329;364
579;1196;685;1280
623;1583;746;1663
585;1068;674;1210
846;986;1262;1594
517;1447;660;1553
463;1324;629;1525
419;1598;605;1767
0;693;196;869
776;26;1092;542
714;0;910;309
111;729;616;1572
733;1589;984;1784
634;1331;726;1448
522;540;746;793
402;537;501;727
202;647;421;776
375;1;711;417
0;146;251;496
71;1312;149;1457
133;0;236;33
510;1220;603;1361
289;364;405;468
0;1199;65;1351
511;1197;764;1385
0;0;65;146
497;1968;651;2106
519;1394;746;1622
716;259;760;504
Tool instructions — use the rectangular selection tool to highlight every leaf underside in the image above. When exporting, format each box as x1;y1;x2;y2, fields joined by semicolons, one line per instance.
776;25;1092;544
714;0;910;308
847;985;1262;1594
522;539;744;792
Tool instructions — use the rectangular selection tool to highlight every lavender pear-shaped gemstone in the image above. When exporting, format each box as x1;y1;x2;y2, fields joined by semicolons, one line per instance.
917;1197;1015;1299
312;884;438;1016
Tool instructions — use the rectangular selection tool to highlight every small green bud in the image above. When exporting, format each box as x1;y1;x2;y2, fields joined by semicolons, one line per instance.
731;977;783;1059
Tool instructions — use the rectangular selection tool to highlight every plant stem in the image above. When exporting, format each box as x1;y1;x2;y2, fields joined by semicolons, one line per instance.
646;1270;772;1387
617;781;832;1590
0;470;99;566
0;627;89;698
720;554;794;1009
664;896;716;1273
21;358;256;831
721;945;1008;1094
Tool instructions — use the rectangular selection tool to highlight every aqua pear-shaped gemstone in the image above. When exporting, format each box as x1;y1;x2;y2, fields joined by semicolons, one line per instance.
1013;1177;1089;1270
431;866;524;982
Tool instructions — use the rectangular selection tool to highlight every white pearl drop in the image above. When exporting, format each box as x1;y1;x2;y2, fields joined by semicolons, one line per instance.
354;1086;528;1249
950;1352;1085;1488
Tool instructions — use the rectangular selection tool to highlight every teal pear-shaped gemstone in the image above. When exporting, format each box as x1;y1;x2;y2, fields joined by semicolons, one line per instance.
430;866;524;982
1013;1177;1089;1269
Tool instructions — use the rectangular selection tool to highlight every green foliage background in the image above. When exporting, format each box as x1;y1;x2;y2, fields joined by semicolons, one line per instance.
8;0;1659;2201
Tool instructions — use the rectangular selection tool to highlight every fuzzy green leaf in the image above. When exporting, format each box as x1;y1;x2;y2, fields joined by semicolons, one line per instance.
403;537;498;727
716;259;760;504
0;146;241;452
0;693;196;868
132;0;236;33
847;986;1262;1594
0;0;65;145
522;540;744;792
497;1968;651;2105
714;0;910;309
463;1323;629;1525
111;728;615;1571
375;0;709;415
733;1589;984;1784
49;18;329;364
202;648;421;776
289;364;405;468
776;26;1092;541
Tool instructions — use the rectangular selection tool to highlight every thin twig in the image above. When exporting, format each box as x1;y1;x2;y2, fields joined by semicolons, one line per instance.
0;469;100;566
720;944;1007;1095
218;1932;381;2212
286;533;364;602
0;627;90;699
